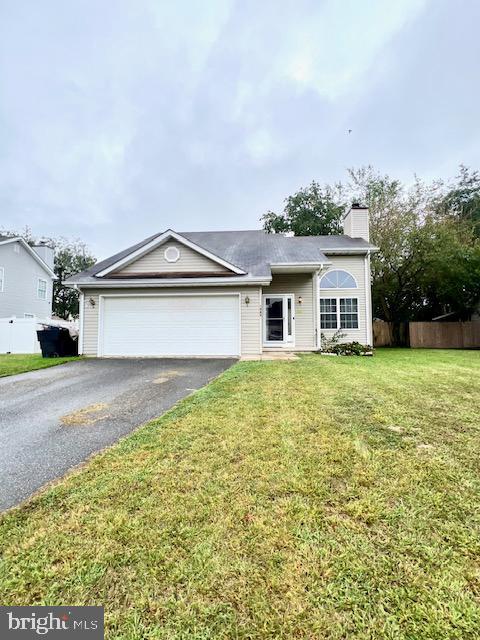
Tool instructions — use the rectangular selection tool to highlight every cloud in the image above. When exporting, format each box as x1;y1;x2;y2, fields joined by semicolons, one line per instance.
284;0;428;99
0;0;478;258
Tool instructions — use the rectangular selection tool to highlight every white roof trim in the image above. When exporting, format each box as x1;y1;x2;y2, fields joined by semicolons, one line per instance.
322;247;379;254
270;261;331;274
270;261;331;267
96;229;247;277
67;276;271;289
0;237;56;278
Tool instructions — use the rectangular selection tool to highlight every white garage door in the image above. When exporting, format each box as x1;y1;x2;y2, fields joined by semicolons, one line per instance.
100;295;240;357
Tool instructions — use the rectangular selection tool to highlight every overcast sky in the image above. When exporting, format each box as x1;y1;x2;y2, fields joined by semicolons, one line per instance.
1;0;479;259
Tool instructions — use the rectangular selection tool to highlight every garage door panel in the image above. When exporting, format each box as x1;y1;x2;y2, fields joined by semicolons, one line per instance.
101;296;239;356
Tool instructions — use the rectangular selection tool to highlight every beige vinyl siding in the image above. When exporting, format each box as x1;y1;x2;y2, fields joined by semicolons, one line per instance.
117;241;227;274
319;255;369;344
343;209;369;242
81;286;261;357
351;214;369;242
263;273;315;350
83;292;100;355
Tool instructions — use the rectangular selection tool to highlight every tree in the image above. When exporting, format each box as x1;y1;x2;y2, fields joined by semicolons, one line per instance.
0;228;95;318
348;166;480;321
416;217;480;319
262;166;480;326
347;167;432;322
52;239;96;319
434;165;480;237
261;181;345;236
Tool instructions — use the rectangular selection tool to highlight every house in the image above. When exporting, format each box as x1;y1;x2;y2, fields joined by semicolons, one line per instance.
0;236;56;319
432;308;480;323
65;205;378;358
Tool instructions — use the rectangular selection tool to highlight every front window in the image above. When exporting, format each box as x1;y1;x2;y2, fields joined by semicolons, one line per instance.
340;298;358;328
320;269;357;289
320;297;358;329
37;278;47;300
320;298;337;328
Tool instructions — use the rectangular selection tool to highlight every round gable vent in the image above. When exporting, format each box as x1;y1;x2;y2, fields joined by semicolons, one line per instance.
164;246;180;263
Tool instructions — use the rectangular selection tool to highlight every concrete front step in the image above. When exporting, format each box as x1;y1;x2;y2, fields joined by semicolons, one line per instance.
241;352;299;361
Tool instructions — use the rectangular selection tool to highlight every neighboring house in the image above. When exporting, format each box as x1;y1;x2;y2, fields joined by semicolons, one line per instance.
0;236;56;319
65;205;378;358
432;308;480;323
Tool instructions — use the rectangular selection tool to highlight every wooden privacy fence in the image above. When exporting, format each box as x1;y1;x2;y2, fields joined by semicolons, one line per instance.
373;321;409;347
373;320;480;348
373;321;394;346
409;322;480;349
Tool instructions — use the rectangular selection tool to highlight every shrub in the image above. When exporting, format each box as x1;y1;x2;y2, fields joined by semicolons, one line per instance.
329;341;373;356
320;331;373;356
320;330;346;352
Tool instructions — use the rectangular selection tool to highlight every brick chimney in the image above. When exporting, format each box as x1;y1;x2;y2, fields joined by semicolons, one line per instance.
343;203;369;242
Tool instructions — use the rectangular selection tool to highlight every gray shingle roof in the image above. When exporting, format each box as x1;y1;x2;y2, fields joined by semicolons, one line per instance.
66;229;377;284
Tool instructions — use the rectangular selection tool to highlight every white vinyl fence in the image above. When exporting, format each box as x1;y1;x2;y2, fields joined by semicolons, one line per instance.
0;317;42;354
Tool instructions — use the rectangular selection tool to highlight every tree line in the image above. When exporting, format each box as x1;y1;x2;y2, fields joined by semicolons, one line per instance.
262;166;480;323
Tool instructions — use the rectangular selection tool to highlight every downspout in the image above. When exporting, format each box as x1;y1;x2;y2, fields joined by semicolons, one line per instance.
78;288;84;355
258;286;263;355
364;251;373;346
315;266;323;350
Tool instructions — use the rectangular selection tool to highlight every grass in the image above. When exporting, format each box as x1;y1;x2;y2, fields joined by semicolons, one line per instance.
1;349;479;639
0;353;79;377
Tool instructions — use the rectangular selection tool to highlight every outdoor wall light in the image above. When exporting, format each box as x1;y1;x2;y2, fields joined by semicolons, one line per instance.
245;296;250;305
89;297;96;307
298;296;303;305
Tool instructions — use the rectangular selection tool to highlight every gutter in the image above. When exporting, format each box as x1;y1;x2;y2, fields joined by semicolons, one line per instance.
323;247;379;255
65;276;273;289
270;261;332;267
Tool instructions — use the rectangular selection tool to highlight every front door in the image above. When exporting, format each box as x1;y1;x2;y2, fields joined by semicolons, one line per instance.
263;294;295;346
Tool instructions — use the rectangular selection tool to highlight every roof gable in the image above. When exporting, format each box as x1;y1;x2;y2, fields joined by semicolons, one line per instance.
96;230;246;278
0;237;56;278
114;240;232;276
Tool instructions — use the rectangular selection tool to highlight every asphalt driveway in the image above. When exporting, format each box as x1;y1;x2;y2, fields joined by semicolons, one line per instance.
0;358;234;511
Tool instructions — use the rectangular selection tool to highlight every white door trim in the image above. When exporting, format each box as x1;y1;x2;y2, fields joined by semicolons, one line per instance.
262;293;295;347
97;292;242;357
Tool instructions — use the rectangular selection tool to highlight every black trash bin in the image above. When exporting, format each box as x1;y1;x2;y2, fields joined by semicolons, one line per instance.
37;327;78;358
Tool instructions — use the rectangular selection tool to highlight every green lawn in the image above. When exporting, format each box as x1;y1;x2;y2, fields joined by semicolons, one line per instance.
0;353;79;377
1;349;479;639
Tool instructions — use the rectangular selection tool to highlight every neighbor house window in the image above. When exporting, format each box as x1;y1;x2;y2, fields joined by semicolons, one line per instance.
0;267;4;292
37;278;47;300
320;297;359;329
319;269;357;289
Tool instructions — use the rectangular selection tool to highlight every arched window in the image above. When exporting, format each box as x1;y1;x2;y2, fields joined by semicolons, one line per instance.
320;269;357;289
